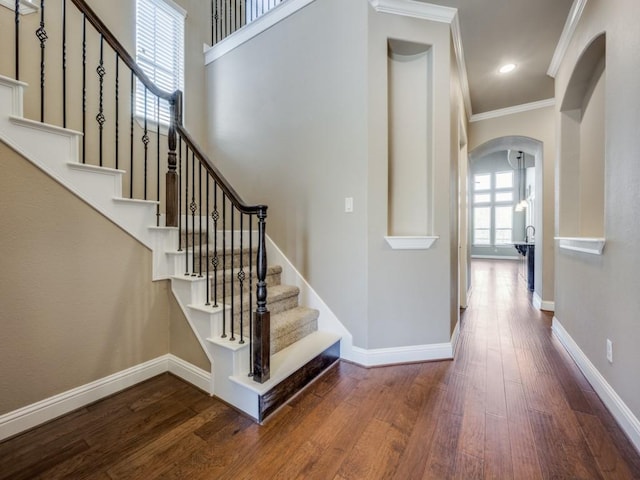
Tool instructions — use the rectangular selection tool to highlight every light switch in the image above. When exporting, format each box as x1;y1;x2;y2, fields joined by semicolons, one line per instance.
345;197;354;213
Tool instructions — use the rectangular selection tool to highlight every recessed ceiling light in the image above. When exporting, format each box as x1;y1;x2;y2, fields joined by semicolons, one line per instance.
499;63;517;74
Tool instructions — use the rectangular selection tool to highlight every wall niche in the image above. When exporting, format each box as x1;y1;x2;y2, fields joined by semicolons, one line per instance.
557;33;606;254
385;38;436;249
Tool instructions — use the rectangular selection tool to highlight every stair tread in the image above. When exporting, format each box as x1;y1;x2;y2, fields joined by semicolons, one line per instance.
270;306;318;337
228;331;340;395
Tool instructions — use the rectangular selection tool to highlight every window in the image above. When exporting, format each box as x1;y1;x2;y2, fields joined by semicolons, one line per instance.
136;0;185;125
472;171;514;246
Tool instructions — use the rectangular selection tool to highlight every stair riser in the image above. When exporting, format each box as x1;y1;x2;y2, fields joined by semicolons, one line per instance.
218;291;300;339
191;250;254;273
180;230;258;248
225;315;317;355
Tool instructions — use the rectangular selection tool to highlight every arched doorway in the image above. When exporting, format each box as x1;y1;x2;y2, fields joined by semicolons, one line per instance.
467;136;544;303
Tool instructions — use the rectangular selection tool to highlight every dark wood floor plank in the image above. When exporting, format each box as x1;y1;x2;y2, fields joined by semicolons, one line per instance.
393;383;446;480
421;412;464;479
458;362;486;460
1;261;639;480
504;380;543;479
484;412;514;479
576;411;635;480
584;391;640;475
528;409;573;479
454;451;484;480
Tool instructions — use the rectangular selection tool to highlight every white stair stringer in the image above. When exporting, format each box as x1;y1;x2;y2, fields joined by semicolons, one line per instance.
0;74;176;281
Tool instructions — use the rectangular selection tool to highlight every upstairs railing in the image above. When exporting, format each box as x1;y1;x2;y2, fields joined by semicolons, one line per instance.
210;0;285;44
5;0;271;383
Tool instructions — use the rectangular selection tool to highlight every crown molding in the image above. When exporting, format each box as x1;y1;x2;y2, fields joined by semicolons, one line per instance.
451;14;472;119
470;98;555;123
368;0;456;23
547;0;588;78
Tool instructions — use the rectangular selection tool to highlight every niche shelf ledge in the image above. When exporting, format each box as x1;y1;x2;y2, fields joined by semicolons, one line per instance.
384;236;439;250
555;237;605;255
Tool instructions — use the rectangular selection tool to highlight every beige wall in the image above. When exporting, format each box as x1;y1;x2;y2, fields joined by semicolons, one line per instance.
468;106;556;304
0;142;170;414
206;2;460;349
367;9;456;347
0;1;210;414
207;0;370;345
554;0;640;419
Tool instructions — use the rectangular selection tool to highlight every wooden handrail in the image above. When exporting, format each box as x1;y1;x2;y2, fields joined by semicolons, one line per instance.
69;0;173;102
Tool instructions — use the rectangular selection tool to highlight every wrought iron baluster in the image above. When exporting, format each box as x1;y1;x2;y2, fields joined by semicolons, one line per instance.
36;0;47;122
205;174;210;305
15;0;19;80
143;88;149;200
115;54;119;169
129;70;134;197
184;145;190;275
239;214;245;344
230;205;235;341
82;14;86;163
211;0;217;46
178;139;183;252
221;195;227;338
190;151;196;276
212;183;219;307
248;213;253;375
198;160;203;278
156;96;160;225
62;0;66;127
96;35;105;167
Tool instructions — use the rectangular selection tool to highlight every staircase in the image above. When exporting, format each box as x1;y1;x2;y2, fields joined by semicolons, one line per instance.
0;45;339;422
169;230;340;420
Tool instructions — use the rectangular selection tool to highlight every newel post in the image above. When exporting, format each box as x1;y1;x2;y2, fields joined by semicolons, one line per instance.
165;91;182;227
253;206;270;383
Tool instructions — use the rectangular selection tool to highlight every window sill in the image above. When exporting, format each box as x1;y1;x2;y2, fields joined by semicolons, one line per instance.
384;236;439;250
555;236;605;255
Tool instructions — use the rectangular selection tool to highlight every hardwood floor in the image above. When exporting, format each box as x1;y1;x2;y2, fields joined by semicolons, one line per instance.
1;259;639;479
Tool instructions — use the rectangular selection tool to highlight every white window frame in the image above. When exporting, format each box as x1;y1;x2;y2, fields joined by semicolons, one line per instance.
135;0;186;129
472;171;515;246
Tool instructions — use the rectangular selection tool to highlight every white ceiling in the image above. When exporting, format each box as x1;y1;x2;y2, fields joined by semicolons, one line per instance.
420;0;574;115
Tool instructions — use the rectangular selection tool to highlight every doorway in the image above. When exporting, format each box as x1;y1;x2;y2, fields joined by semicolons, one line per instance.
466;136;544;303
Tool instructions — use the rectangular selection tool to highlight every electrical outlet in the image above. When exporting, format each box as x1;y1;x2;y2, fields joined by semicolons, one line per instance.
606;339;613;363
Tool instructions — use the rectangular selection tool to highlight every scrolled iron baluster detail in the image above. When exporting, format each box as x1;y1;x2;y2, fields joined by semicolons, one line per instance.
96;35;106;167
253;206;270;383
238;213;245;345
36;0;47;122
142;88;149;200
211;188;219;307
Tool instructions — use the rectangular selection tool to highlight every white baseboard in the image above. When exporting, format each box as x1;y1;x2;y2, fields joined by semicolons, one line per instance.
450;320;461;356
552;317;640;454
533;292;555;311
167;354;212;393
350;340;454;367
0;354;210;442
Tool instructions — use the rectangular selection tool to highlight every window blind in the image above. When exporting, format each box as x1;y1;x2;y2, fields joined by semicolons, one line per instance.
135;0;185;125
